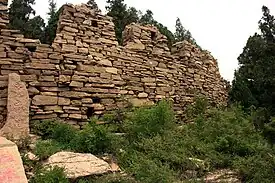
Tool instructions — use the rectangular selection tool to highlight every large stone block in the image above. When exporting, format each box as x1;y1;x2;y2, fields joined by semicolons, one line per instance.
0;137;28;183
32;95;58;106
0;73;29;139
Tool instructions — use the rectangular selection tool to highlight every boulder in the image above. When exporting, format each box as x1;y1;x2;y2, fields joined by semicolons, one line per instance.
0;137;28;183
44;151;111;178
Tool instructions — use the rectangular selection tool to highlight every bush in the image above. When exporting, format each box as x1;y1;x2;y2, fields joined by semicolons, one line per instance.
77;174;138;183
34;140;62;160
70;122;113;154
31;120;60;139
32;120;114;155
30;166;69;183
124;100;175;140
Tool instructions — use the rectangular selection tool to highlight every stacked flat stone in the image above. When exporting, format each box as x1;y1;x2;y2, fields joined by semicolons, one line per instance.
0;3;228;128
0;0;8;28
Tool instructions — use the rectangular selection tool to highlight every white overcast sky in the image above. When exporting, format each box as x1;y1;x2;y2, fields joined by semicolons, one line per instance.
26;0;275;81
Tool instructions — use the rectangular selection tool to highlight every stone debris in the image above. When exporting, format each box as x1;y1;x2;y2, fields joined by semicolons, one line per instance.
0;0;228;128
44;151;112;178
204;169;241;183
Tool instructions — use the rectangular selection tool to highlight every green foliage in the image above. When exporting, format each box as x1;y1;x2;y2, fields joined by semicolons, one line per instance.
9;0;45;40
9;0;36;31
43;1;61;44
30;166;69;183
32;119;113;155
174;17;197;46
106;0;139;45
34;140;62;160
30;99;275;182
124;100;175;140
87;0;100;11
77;174;138;183
230;6;275;115
112;98;275;182
31;120;60;139
70;122;113;154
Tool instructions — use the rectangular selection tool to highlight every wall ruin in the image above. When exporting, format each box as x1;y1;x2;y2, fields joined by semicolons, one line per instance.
0;1;228;128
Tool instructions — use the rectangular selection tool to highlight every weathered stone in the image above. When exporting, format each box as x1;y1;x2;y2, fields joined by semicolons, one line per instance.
70;81;83;87
28;87;40;95
0;137;28;183
91;103;105;111
44;106;63;113
59;75;71;83
98;59;112;66
105;67;118;74
129;98;154;107
69;114;82;119
32;95;58;106
0;73;29;139
58;97;71;106
59;91;91;98
44;152;111;179
138;92;148;98
62;44;77;53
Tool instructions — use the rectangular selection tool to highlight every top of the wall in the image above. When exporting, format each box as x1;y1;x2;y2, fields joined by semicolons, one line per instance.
0;0;8;28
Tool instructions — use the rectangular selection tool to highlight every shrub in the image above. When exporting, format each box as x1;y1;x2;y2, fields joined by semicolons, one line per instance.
70;122;113;154
31;120;60;139
30;166;69;183
77;174;138;183
124;100;175;140
34;140;62;160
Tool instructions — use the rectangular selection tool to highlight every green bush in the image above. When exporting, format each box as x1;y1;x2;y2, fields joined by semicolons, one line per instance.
31;120;60;139
70;122;113;154
30;166;69;183
32;120;114;155
34;140;62;160
124;100;175;140
77;174;138;183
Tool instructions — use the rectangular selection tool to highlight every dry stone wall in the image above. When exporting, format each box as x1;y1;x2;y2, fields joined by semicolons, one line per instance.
0;1;228;128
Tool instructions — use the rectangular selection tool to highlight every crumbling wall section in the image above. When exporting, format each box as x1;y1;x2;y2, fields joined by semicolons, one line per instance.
0;2;228;128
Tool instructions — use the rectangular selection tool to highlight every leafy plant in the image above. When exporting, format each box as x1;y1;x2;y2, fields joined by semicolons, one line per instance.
34;140;62;160
29;166;69;183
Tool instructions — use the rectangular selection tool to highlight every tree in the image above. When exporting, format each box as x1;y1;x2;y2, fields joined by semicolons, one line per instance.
47;0;57;20
87;0;99;11
174;17;196;45
106;0;139;45
140;10;154;25
230;6;275;142
9;0;45;40
24;16;45;40
43;0;61;44
139;10;175;48
230;6;275;113
9;0;36;31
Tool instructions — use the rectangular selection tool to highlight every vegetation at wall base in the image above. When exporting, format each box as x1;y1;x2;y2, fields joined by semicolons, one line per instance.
29;98;275;183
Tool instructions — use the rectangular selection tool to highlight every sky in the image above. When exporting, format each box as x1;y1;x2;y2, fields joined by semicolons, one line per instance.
28;0;275;81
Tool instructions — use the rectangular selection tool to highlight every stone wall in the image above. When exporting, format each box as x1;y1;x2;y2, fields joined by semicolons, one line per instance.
0;2;228;128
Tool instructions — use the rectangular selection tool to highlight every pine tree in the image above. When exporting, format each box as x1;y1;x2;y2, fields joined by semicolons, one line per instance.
43;0;61;44
230;6;275;113
174;17;195;44
47;0;57;20
9;0;36;31
87;0;99;11
106;0;139;45
9;0;45;40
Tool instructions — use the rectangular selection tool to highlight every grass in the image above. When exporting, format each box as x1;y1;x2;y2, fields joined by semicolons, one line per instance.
29;98;275;183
